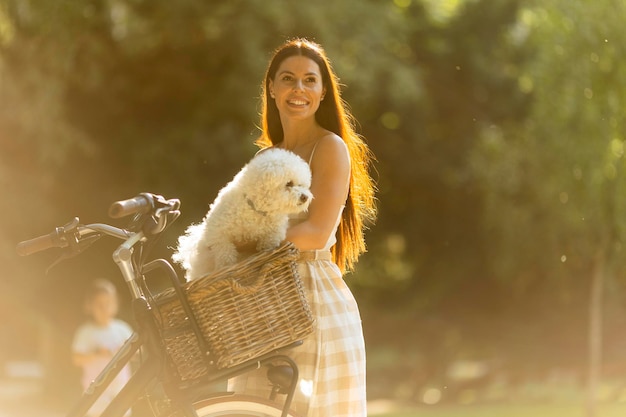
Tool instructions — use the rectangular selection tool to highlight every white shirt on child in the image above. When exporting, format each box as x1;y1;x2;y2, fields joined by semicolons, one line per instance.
72;319;133;416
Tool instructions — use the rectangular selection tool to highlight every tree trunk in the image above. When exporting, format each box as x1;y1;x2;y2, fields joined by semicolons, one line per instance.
586;249;605;417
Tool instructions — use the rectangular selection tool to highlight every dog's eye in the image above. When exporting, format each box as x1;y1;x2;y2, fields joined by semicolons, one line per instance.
286;181;294;187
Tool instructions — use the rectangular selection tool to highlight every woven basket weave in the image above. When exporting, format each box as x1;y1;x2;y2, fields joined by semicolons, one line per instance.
153;242;313;382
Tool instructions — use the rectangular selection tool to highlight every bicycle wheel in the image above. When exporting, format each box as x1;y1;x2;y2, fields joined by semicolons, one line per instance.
193;394;300;417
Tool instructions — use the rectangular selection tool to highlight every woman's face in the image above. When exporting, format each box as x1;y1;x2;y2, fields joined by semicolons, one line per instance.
269;55;326;122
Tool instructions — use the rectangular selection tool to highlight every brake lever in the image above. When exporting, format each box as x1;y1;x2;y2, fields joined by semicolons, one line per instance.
141;198;181;236
45;234;102;274
62;217;81;233
151;205;178;234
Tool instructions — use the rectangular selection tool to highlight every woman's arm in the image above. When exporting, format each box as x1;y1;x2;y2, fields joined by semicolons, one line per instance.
286;134;350;250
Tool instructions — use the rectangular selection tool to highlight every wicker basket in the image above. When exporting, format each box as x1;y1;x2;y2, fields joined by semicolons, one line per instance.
152;242;314;382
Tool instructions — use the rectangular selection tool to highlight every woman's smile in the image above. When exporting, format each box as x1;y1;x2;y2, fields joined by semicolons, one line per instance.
287;97;310;107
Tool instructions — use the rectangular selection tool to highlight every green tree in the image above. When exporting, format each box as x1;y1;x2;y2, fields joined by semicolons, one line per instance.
471;1;626;413
355;0;527;317
0;0;422;400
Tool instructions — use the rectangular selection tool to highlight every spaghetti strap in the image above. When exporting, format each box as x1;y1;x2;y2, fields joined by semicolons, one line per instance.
308;140;320;165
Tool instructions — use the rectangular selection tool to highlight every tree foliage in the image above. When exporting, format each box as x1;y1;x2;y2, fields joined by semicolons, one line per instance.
472;0;626;300
3;0;626;403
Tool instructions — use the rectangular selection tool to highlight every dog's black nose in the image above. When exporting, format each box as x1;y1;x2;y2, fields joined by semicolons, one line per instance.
299;194;309;204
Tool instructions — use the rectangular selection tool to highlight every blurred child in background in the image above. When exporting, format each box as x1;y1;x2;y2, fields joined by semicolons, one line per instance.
72;278;133;417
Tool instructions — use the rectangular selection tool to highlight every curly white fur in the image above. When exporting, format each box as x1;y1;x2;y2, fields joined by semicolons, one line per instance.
172;148;312;281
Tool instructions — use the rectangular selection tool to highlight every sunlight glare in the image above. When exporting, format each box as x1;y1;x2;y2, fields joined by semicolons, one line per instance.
393;0;412;9
381;112;401;130
299;379;313;398
422;388;442;405
422;0;464;24
610;138;624;158
0;4;15;45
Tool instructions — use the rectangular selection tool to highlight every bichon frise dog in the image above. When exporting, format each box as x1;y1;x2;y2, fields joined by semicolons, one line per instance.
172;148;313;281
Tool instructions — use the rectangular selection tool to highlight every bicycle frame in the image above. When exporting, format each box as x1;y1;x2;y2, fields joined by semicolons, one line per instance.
17;193;300;417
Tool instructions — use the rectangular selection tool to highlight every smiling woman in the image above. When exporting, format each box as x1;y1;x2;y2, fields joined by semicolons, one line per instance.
269;56;326;121
226;38;378;417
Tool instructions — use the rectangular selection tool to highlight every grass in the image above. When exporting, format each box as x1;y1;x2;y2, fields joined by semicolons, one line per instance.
369;402;626;417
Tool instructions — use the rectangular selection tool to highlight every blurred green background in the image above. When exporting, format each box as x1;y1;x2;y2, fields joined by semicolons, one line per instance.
2;0;626;415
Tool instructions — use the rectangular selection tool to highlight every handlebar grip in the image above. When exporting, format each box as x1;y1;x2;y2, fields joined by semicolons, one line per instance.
108;195;153;219
16;230;65;256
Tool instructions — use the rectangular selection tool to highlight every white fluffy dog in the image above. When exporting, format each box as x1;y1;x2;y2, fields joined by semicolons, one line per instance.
172;148;313;281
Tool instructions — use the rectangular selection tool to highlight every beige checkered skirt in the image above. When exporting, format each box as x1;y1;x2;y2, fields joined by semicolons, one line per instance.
228;252;367;417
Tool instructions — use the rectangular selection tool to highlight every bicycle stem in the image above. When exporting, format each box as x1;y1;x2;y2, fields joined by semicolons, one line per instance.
112;230;146;300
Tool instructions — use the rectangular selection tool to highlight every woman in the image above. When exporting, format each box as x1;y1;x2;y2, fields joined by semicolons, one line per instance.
230;38;377;417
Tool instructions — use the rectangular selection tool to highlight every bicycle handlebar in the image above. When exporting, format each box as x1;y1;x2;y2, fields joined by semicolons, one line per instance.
16;193;181;258
16;227;67;256
108;194;153;219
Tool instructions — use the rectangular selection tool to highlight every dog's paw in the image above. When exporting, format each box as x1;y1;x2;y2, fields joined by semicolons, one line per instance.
212;243;240;270
187;246;218;281
256;235;284;252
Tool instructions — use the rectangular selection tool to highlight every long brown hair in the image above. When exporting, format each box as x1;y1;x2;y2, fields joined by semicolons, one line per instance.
256;38;377;272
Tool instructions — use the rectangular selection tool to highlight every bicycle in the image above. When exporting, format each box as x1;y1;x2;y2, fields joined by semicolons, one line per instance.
17;192;306;417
